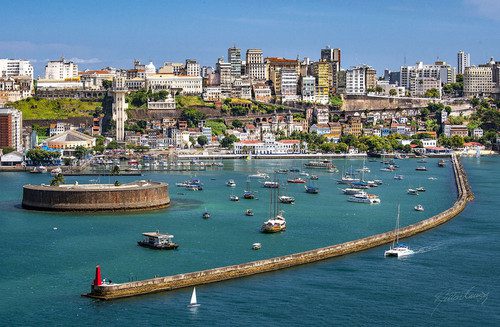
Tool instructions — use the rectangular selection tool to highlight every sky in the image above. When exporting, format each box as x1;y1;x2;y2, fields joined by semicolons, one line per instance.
1;0;499;76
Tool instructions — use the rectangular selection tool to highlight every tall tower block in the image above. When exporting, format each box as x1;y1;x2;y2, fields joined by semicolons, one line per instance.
112;76;128;142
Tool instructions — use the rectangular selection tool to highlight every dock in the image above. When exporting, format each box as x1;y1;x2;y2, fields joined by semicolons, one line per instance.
83;154;473;300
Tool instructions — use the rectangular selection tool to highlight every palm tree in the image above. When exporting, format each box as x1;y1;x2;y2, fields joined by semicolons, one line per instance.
111;165;120;175
50;173;65;186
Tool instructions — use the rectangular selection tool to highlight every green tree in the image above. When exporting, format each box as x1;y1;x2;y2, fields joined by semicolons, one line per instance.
424;88;440;98
50;173;65;186
26;148;61;165
181;108;206;127
375;86;383;94
102;80;112;90
197;135;208;146
329;95;343;108
336;142;348;153
74;146;88;160
111;165;120;175
450;135;464;148
220;134;239;148
319;142;335;153
106;140;119;149
1;147;15;155
389;89;398;96
232;119;243;128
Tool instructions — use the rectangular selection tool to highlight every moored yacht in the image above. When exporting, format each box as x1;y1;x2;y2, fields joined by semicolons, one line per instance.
226;179;236;187
260;212;286;233
407;188;419;195
384;206;414;258
248;172;269;179
347;193;380;204
278;195;295;204
414;204;424;211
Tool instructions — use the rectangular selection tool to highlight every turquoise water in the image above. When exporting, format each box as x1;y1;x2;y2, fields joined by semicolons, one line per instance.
0;157;498;326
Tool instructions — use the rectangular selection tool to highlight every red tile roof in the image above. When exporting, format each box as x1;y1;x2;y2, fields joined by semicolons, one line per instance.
278;139;300;144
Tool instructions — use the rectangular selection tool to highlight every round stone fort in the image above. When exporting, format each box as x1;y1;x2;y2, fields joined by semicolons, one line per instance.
22;180;170;211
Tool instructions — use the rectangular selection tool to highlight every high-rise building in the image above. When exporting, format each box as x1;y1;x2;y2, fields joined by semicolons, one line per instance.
44;58;79;80
185;59;200;77
457;51;471;75
312;59;332;103
246;49;265;81
346;66;367;95
320;46;341;92
275;68;298;103
0;107;22;152
300;76;315;102
463;66;495;97
400;61;454;89
111;76;128;142
0;59;33;78
216;58;232;98
228;46;242;78
265;57;300;82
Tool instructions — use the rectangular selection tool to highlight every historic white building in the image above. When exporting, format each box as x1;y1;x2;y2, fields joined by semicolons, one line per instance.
145;74;202;94
147;94;176;110
185;59;200;77
463;66;495;97
233;138;305;155
246;49;265;81
44;58;79;80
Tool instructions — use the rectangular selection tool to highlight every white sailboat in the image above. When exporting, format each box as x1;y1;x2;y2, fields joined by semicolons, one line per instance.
384;205;414;258
188;287;200;307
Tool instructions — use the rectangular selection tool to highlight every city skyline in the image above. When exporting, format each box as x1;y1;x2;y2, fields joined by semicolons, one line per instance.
1;0;499;75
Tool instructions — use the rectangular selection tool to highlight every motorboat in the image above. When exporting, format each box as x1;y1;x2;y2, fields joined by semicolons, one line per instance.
137;231;178;250
342;188;365;195
347;193;381;204
407;188;419;195
245;209;254;216
305;184;319;194
252;243;262;250
202;210;210;219
263;181;279;188
287;177;306;184
30;166;48;174
415;166;427;171
50;167;62;176
327;168;338;173
428;177;438;180
304;160;334;169
230;195;239;201
416;187;426;192
226;179;236;187
373;179;383;185
248;172;269;179
278;195;295;204
414;204;424;211
384;206;414;258
356;166;371;173
309;175;319;180
337;175;360;184
394;175;404;180
438;159;446;167
299;171;310;177
350;181;370;189
275;169;288;174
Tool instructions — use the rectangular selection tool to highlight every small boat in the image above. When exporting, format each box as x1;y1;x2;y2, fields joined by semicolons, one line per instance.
50;167;62;176
428;177;438;180
30;165;47;174
252;243;262;250
394;175;404;180
187;287;200;308
417;159;427;163
385;206;414;258
347;193;380;204
342;188;365;195
137;231;178;250
407;188;419;195
287;177;306;184
373;179;383;185
414;204;424;211
202;210;210;219
278;195;295;204
230;195;239;201
327;168;338;173
289;168;300;172
309;175;319;180
263;181;279;188
243;191;256;199
245;209;254;216
226;179;236;187
438;159;446;167
415;166;427;171
275;169;288;174
299;171;310;177
248;172;269;179
304;160;334;169
356;167;371;173
416;187;426;192
337;175;360;184
305;184;319;194
350;181;370;189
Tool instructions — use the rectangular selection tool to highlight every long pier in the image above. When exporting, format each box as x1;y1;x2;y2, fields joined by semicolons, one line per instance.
84;155;473;300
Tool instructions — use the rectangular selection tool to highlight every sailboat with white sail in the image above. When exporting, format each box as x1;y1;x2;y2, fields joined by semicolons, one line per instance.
384;205;414;258
187;287;200;307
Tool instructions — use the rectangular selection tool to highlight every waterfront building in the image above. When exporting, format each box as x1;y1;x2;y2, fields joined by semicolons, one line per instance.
145;74;202;94
463;66;494;97
0;107;22;152
147;93;176;110
313;59;332;103
185;59;200;77
43;130;95;155
457;51;471;75
45;58;78;80
111;76;128;142
0;59;33;78
246;49;265;81
233;139;304;155
228;46;242;78
301;76;315;102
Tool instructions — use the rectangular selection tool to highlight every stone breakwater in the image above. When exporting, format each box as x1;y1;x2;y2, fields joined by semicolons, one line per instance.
22;180;170;211
84;155;473;300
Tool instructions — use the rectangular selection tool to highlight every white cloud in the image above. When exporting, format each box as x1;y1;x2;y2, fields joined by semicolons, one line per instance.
465;0;500;20
68;57;101;64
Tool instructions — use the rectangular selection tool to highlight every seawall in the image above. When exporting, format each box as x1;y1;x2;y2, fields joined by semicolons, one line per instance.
23;180;170;211
85;155;473;299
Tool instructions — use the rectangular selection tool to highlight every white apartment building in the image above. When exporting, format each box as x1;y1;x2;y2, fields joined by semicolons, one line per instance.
346;66;366;95
246;49;266;81
463;66;495;97
202;86;222;101
216;58;232;97
277;68;298;102
228;46;242;78
145;74;202;94
375;80;406;97
185;59;200;77
457;51;471;75
0;59;33;78
45;58;79;80
400;61;455;88
0;107;23;152
301;76;315;102
233;139;304;155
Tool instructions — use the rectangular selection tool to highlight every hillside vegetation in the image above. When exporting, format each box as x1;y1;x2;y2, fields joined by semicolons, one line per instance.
8;98;101;120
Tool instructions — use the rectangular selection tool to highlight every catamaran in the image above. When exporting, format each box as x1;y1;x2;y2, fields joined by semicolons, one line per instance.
384;205;414;258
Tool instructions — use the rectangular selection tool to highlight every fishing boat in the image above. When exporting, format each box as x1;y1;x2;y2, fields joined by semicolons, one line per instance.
287;177;306;184
202;210;210;219
407;188;419;195
384;206;414;258
278;195;295;204
415;166;427;171
248;172;269;179
342;188;365;195
394;174;404;180
416;186;426;192
438;159;446;167
245;209;254;216
263;181;279;188
414;204;424;211
260;184;286;233
137;231;178;250
187;287;200;308
226;179;236;187
252;243;262;250
230;195;239;201
304;160;334;169
347;193;380;204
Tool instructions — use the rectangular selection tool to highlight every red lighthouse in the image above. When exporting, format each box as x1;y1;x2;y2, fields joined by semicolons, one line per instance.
93;265;102;286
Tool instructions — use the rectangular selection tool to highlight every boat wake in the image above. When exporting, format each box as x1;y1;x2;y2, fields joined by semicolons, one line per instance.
412;242;445;254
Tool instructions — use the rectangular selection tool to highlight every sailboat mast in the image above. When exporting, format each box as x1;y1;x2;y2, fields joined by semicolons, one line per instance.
396;205;401;244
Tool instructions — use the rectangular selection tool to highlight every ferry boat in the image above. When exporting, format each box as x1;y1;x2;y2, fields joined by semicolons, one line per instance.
414;204;424;211
263;181;279;188
248;172;269;179
342;188;365;195
252;242;262;250
407;188;419;195
304;160;334;169
278;195;295;204
226;179;236;187
347;193;380;204
245;209;254;216
438;159;446;167
415;166;427;171
287;177;306;184
384;206;414;258
137;232;179;250
230;195;239;201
